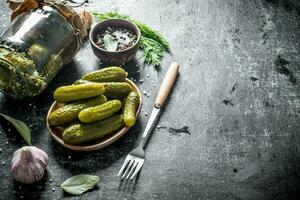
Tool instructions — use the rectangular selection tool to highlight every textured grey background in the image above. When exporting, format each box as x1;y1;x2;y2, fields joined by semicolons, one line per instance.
0;0;299;199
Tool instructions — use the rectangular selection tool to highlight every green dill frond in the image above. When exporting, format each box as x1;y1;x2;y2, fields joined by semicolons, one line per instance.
92;11;130;21
133;21;170;52
140;36;164;66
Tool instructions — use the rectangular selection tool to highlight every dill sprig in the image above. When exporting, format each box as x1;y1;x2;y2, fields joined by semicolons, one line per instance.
92;11;170;66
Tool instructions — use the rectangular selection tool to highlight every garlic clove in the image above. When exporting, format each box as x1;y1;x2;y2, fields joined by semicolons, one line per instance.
11;146;48;184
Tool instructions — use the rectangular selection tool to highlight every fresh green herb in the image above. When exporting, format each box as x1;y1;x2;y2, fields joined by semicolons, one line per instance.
92;11;170;66
58;174;100;195
103;34;118;51
0;113;31;145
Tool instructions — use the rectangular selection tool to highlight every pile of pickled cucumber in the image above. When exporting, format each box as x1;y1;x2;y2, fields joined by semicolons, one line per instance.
48;67;140;145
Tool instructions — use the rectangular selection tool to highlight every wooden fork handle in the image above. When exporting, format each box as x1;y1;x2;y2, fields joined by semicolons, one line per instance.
154;62;180;108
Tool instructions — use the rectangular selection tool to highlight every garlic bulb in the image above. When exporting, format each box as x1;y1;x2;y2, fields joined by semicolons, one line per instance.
11;146;48;184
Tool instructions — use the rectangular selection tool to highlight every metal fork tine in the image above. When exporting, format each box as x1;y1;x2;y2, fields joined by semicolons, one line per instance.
117;156;130;177
126;161;138;179
130;160;144;179
121;160;134;179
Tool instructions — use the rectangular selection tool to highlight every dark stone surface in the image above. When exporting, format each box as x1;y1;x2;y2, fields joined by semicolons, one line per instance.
0;0;300;199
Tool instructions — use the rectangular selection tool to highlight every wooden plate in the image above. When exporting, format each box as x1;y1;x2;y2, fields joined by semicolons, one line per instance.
46;79;142;151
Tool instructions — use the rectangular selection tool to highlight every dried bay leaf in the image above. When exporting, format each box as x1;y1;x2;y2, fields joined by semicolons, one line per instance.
0;113;31;145
59;174;100;195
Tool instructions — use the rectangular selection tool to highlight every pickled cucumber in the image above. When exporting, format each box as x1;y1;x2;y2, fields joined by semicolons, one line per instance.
54;82;105;102
73;79;92;85
62;115;124;144
78;100;121;123
48;95;107;126
123;92;140;127
102;82;132;99
82;67;127;82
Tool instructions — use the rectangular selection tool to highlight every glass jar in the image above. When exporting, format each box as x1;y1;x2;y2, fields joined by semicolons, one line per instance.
0;5;79;98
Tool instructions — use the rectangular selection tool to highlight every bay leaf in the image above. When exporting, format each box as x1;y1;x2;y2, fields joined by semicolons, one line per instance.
103;34;118;51
0;113;31;145
60;174;100;195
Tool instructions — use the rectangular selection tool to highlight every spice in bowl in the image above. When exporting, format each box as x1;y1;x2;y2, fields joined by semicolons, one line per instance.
95;27;138;51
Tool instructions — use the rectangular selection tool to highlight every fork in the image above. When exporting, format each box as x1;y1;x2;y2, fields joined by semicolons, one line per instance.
118;62;180;179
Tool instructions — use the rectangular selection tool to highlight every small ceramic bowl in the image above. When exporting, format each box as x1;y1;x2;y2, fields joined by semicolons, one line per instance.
46;79;142;151
89;19;141;63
